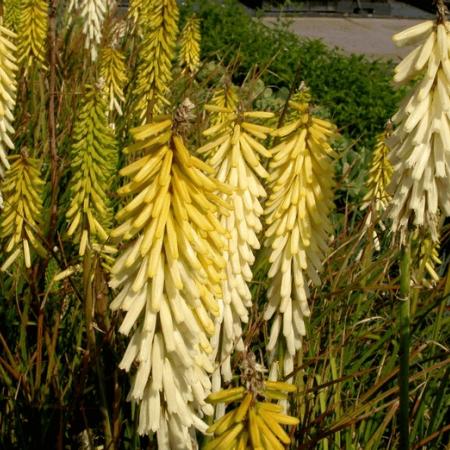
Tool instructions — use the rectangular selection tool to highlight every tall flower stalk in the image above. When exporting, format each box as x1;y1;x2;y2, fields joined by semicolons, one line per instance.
388;4;450;445
198;99;273;399
110;101;232;447
264;89;337;380
389;13;450;241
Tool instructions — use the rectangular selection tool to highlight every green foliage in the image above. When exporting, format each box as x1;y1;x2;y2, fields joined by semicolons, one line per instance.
188;0;403;145
295;216;450;449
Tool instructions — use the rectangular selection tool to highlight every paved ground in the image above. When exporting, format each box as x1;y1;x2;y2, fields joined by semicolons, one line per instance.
261;0;433;18
389;1;434;19
263;17;428;59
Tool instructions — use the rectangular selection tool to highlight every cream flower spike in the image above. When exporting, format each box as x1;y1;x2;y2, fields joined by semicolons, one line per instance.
110;101;232;447
79;0;107;61
0;20;18;179
198;101;274;400
388;15;450;240
264;89;337;379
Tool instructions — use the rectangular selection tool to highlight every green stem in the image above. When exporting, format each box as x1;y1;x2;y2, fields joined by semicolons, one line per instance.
398;241;411;449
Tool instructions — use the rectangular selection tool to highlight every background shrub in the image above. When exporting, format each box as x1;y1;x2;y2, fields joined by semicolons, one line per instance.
186;0;403;146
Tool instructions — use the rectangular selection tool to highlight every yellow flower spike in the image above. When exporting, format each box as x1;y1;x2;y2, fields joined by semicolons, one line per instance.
360;125;393;252
110;102;231;447
389;18;450;240
179;14;201;74
131;0;179;122
127;0;151;30
99;46;128;116
198;101;274;390
17;0;48;71
209;82;239;126
0;153;45;271
3;0;21;32
411;229;442;288
362;129;393;214
0;20;18;179
264;88;337;379
205;381;299;450
66;85;117;259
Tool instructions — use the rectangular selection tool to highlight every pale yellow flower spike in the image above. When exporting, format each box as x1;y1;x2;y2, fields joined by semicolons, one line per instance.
66;85;117;259
132;0;179;122
412;229;442;288
99;46;128;116
180;15;201;74
3;0;22;32
389;18;450;240
0;20;18;179
265;91;337;379
109;102;232;448
17;0;48;70
198;100;274;400
0;153;45;271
